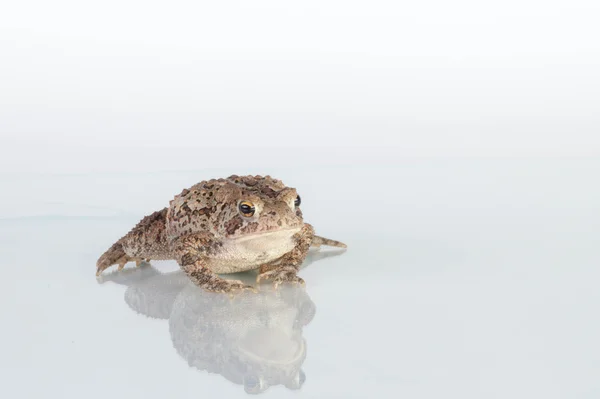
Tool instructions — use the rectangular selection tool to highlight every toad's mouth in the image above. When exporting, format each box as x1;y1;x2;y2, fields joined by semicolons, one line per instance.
232;227;302;243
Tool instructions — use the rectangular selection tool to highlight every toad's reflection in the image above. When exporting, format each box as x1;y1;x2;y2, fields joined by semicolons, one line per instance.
101;249;344;394
170;281;312;393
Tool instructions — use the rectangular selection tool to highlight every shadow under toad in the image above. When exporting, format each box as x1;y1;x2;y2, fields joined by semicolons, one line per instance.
98;248;345;394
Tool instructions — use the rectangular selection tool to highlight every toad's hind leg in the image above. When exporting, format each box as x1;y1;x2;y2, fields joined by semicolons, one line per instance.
96;242;147;276
96;208;169;276
311;235;347;248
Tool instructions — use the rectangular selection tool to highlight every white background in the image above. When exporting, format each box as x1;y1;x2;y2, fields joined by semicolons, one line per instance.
1;2;599;399
1;0;600;174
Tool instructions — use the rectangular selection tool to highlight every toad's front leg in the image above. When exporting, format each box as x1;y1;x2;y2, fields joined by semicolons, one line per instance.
256;223;315;288
172;233;253;293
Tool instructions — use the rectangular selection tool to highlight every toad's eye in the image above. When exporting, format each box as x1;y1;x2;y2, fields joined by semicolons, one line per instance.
239;201;255;217
294;195;301;207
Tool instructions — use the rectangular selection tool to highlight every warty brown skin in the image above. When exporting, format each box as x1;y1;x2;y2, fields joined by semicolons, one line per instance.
96;175;346;292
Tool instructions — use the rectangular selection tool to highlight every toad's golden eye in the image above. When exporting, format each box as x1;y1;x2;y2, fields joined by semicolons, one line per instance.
238;201;255;217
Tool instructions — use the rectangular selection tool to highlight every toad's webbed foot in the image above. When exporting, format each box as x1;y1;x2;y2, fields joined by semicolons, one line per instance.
183;260;257;293
206;277;255;293
257;266;305;288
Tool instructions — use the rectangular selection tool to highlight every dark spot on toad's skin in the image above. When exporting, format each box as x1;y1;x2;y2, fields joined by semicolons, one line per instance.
191;206;215;218
260;186;277;198
180;189;190;197
181;252;200;266
225;216;243;235
199;206;215;216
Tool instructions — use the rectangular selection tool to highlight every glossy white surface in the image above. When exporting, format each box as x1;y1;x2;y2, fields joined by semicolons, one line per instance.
1;159;599;398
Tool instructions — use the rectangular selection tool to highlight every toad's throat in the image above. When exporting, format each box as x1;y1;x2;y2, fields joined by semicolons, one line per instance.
208;227;302;274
